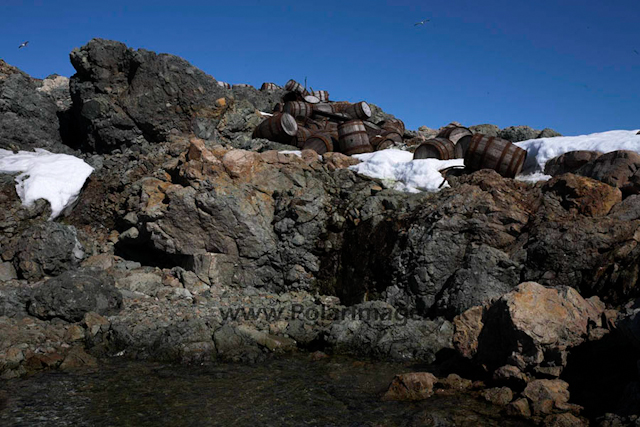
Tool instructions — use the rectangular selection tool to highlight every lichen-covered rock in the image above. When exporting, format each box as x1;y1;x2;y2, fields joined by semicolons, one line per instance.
542;174;622;217
453;282;605;375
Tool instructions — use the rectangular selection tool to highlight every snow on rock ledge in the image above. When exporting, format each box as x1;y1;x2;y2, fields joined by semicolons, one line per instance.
0;149;94;219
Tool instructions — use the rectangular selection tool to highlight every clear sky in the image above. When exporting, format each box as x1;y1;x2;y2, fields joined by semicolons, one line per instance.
1;0;639;135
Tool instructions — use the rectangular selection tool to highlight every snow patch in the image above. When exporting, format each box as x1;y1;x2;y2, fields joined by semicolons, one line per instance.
0;149;94;219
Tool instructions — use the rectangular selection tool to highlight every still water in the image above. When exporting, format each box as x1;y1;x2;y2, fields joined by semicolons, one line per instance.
0;355;533;427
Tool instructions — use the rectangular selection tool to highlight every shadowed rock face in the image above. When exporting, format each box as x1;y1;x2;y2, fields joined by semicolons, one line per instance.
68;38;231;152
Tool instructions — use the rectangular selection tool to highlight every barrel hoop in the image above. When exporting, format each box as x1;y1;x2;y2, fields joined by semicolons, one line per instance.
339;130;368;139
509;147;527;177
496;142;513;175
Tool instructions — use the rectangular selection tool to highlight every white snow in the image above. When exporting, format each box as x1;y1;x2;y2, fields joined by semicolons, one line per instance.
0;149;94;219
350;149;464;193
516;129;640;174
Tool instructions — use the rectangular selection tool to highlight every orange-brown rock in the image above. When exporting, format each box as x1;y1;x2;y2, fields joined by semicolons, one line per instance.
542;173;621;217
382;372;438;401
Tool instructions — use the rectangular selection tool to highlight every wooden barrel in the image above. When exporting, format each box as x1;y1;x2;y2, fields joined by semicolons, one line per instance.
273;102;283;113
338;120;373;155
311;90;329;102
370;130;402;150
340;102;372;120
302;132;334;155
296;116;323;131
284;79;307;95
232;83;253;89
217;81;231;89
260;82;280;91
313;103;337;115
252;112;298;144
413;138;456;160
363;121;382;139
284;101;314;118
295;127;313;148
464;134;527;178
282;91;306;103
304;95;320;104
379;119;405;135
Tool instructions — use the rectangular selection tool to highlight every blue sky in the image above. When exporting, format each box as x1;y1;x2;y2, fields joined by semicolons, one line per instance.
1;0;639;135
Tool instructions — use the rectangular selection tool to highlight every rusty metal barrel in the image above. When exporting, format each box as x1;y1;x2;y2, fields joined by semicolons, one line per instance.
295;127;313;148
252;112;298;144
413;137;456;160
379;119;405;135
302;132;334;155
284;101;314;118
438;126;473;158
217;81;231;89
284;79;307;95
340;101;372;120
464;134;527;178
261;82;280;91
311;90;329;102
232;83;253;89
337;120;373;155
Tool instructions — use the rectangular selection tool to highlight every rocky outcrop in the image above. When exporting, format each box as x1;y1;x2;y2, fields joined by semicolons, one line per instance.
575;150;640;196
453;282;606;377
468;124;561;142
27;268;123;322
69;38;231;151
0;60;70;153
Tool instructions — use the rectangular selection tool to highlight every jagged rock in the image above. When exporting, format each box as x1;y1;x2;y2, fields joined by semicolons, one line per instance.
576;150;640;189
543;413;588;427
27;268;123;322
539;128;562;139
542;174;622;217
69;38;230;152
544;151;603;176
522;379;571;415
0;60;71;153
506;397;532;418
470;124;500;137
453;282;605;375
7;222;84;281
0;262;17;282
382;372;438;401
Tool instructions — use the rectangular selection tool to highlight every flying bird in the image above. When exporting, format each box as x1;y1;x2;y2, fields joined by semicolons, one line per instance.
414;19;430;26
18;41;29;49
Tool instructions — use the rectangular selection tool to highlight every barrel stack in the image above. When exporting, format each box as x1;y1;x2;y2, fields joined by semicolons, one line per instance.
251;78;405;156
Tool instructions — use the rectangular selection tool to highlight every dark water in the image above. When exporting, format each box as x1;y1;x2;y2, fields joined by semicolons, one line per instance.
0;355;533;427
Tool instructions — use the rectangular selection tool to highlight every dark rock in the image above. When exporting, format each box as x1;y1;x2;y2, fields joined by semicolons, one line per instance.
544;151;603;176
522;379;571;415
9;222;84;281
576;150;640;189
27;268;123;322
0;262;17;282
69;38;230;152
539;128;562;139
0;60;71;153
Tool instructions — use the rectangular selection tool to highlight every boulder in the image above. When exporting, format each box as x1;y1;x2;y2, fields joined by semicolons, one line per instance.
453;282;605;375
522;379;570;415
576;150;640;189
541;174;622;217
499;125;541;142
27;268;123;322
8;222;84;281
482;387;513;406
69;38;230;152
382;372;438;401
470;124;500;137
544;151;603;176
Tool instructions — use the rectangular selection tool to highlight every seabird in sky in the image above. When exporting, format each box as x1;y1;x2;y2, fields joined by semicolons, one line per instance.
18;41;29;49
414;19;430;26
